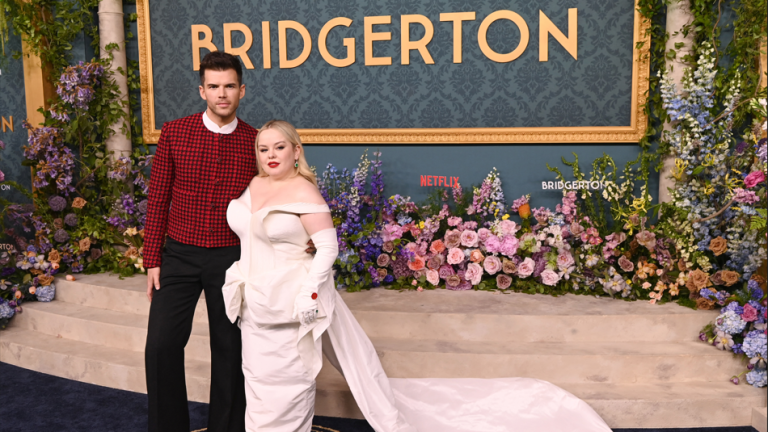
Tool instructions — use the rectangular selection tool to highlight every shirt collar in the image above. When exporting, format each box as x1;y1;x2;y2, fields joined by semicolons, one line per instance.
202;111;238;134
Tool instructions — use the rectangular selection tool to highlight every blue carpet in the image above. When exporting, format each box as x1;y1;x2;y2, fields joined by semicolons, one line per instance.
0;362;758;432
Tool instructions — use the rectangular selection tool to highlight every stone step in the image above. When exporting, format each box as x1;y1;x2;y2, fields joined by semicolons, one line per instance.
13;301;212;362
754;407;768;432
56;274;717;343
54;273;208;323
2;327;763;429
12;301;745;384
0;327;210;402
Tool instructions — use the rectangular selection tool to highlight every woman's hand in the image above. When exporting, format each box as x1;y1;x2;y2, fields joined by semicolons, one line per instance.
293;291;318;326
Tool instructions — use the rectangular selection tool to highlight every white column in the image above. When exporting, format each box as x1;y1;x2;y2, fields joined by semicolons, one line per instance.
659;0;695;203
98;0;132;160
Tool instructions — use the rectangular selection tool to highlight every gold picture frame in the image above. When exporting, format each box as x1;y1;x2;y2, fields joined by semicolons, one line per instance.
137;0;650;144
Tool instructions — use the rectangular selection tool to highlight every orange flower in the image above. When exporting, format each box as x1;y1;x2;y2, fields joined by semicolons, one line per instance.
79;237;91;252
48;250;61;263
71;197;87;209
29;286;37;295
407;256;426;271
65;275;76;281
708;236;727;256
469;249;485;263
14;291;22;299
38;275;54;286
518;203;531;219
124;247;139;260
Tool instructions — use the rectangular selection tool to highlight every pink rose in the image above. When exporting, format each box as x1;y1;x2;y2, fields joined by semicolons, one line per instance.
438;264;455;279
382;241;394;253
496;274;512;290
446;274;462;289
447;247;465;265
426;269;440;286
517;257;535;278
477;228;492;242
430;240;446;254
499;235;519;257
570;221;584;236
617;255;634;272
381;224;403;242
444;229;462;248
484;235;501;254
460;230;479;247
447;216;462;227
427;254;444;270
540;269;561;286
499;220;519;236
742;303;758;322
636;230;656;251
745;170;766;188
483;255;502;275
557;251;575;270
376;254;391;267
463;221;478;231
465;263;483;285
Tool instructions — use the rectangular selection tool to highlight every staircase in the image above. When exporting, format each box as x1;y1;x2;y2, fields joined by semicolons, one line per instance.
1;273;765;429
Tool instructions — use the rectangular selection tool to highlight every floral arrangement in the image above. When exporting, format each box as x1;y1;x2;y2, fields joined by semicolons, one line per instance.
655;43;768;388
0;59;149;327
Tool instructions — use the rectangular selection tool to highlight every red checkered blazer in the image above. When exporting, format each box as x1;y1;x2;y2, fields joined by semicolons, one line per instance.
144;112;258;268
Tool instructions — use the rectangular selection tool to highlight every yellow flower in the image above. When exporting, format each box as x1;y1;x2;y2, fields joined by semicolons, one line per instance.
703;184;715;195
673;159;688;181
418;221;425;229
701;153;716;167
501;214;510;220
124;227;139;236
134;258;145;272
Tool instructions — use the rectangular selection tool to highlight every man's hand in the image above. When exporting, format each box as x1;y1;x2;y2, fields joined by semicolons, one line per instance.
305;239;316;255
147;267;161;302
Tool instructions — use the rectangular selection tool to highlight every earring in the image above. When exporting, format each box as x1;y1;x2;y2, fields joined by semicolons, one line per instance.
294;160;299;168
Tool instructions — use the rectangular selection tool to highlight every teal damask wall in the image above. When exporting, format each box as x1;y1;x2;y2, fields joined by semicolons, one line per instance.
149;0;635;129
0;25;30;204
135;0;655;210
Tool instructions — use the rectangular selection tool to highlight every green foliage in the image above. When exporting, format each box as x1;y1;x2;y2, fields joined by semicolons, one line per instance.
2;0;100;73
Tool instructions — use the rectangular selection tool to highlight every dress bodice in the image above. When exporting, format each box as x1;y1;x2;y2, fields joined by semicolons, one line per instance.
226;186;329;278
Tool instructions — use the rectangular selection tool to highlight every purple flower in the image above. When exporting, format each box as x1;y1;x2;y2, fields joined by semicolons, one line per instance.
137;200;148;214
53;229;70;243
48;195;67;212
735;141;748;154
64;213;78;227
0;169;5;182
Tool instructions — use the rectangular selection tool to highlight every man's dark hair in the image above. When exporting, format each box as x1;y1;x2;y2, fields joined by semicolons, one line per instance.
199;51;243;86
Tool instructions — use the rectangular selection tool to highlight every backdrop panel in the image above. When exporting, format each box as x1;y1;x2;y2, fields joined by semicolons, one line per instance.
137;0;650;143
0;26;30;203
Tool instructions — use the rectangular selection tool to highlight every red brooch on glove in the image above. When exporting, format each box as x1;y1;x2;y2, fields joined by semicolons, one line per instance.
311;293;318;300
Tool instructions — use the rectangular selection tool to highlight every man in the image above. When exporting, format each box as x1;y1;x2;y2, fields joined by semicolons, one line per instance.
144;51;257;432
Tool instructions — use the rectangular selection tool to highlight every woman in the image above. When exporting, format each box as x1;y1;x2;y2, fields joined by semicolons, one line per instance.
222;120;611;432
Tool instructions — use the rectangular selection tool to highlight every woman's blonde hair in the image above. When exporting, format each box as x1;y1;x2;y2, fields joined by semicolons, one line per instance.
255;120;316;186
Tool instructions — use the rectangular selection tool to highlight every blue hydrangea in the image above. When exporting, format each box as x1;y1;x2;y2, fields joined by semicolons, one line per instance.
715;310;747;334
742;330;767;359
732;343;744;354
700;288;715;299
723;301;744;315
0;302;14;319
36;285;55;302
746;369;767;388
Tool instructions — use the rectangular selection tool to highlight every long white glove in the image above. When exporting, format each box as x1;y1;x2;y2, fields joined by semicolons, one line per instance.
293;228;339;326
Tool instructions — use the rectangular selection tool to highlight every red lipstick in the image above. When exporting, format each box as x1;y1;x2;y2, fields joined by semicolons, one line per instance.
268;162;280;168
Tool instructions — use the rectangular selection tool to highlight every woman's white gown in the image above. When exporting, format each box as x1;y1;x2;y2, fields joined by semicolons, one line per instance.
223;189;612;432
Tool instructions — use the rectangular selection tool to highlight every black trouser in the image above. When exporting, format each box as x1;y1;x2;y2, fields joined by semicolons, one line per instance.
145;237;245;432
